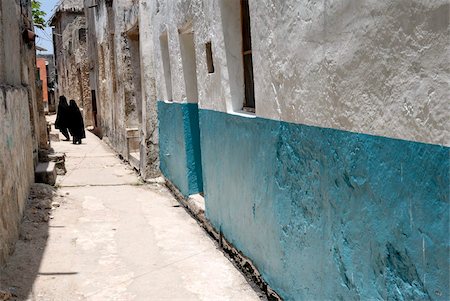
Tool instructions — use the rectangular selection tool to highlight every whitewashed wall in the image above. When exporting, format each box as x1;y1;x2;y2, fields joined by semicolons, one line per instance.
152;0;449;146
251;0;449;146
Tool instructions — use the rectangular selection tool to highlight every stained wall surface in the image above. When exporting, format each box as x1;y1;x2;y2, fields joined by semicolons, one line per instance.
53;12;93;127
83;0;159;179
152;0;449;300
0;0;41;265
0;88;34;265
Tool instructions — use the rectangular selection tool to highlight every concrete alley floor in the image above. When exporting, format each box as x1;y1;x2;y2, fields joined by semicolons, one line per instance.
0;123;265;300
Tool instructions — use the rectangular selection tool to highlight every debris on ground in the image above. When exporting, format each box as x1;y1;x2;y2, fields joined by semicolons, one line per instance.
0;183;65;300
18;183;65;240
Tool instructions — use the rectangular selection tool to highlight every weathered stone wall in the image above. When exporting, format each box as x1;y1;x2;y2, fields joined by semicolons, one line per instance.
138;0;159;178
59;16;93;127
87;0;127;157
0;0;44;265
84;0;159;178
0;87;34;265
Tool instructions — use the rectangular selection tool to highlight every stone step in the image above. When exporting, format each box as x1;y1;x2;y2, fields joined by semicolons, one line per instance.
35;162;57;186
129;151;140;171
47;153;66;175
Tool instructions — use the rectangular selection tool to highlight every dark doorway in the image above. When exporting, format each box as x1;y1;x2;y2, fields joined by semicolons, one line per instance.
91;90;98;128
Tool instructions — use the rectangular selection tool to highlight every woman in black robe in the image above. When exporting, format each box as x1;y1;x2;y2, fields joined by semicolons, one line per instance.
55;96;70;141
68;99;86;144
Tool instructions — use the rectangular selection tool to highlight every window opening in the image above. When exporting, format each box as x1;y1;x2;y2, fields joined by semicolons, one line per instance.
79;28;87;43
160;31;173;101
91;90;98;127
205;41;214;74
179;27;199;102
241;0;255;110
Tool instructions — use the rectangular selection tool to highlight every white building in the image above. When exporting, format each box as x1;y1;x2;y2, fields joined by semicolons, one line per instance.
152;1;449;300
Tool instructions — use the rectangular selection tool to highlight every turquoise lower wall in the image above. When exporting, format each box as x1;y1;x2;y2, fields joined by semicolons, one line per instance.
158;101;203;196
198;109;449;301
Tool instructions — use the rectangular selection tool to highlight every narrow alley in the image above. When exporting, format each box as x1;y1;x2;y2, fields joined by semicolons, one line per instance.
1;0;449;300
0;121;264;300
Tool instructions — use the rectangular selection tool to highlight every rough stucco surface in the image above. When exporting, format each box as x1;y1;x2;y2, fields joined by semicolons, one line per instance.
158;101;203;196
251;0;449;146
0;87;34;265
0;0;47;265
200;109;449;301
84;0;159;179
151;1;449;300
0;0;21;86
59;16;93;126
139;0;160;178
86;0;136;157
183;103;203;194
158;101;189;195
152;0;449;146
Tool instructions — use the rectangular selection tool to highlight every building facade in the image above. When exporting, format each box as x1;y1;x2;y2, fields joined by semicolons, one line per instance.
49;0;450;299
37;54;57;113
36;57;49;112
83;0;159;178
50;0;93;127
0;0;48;265
152;1;449;300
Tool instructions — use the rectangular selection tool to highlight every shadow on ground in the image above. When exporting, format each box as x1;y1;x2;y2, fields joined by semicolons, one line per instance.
0;183;64;300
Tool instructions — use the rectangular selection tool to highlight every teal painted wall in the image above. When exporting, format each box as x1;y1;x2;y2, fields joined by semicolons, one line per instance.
158;101;203;196
198;109;449;301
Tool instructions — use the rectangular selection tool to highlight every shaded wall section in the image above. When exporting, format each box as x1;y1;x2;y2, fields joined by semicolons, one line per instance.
199;109;449;301
0;87;34;265
158;101;203;196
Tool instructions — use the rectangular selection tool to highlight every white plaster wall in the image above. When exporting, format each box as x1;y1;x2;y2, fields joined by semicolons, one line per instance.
251;0;449;146
151;0;228;112
152;0;448;146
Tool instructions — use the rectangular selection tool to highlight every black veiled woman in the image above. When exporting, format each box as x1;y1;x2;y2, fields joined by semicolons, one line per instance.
55;96;70;141
68;99;86;144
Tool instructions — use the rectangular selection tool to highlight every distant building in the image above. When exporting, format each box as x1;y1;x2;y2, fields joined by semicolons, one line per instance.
37;54;56;113
50;0;92;126
36;57;49;112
